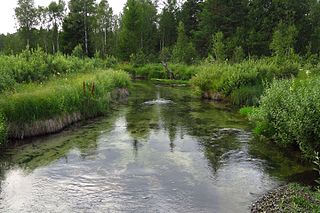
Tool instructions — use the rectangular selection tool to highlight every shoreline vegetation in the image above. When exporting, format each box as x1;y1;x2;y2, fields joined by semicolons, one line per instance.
0;49;130;143
0;70;130;141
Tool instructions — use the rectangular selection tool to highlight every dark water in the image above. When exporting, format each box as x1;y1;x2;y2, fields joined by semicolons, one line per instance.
0;82;311;212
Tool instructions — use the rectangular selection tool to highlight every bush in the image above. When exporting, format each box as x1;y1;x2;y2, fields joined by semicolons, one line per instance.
251;77;320;157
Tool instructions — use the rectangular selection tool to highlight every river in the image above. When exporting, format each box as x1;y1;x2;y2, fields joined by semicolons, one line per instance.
0;82;311;212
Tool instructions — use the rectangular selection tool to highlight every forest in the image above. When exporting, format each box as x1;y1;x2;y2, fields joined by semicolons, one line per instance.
0;0;320;212
0;0;319;60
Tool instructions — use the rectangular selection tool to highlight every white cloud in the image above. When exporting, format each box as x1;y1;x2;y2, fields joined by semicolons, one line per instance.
0;0;127;34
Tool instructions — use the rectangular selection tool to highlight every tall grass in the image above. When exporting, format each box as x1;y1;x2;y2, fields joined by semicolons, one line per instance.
0;70;130;141
191;58;300;106
0;48;117;93
115;63;201;80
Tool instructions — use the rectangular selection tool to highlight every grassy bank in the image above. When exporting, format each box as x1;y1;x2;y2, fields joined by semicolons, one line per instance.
190;58;299;106
252;184;320;212
0;70;130;142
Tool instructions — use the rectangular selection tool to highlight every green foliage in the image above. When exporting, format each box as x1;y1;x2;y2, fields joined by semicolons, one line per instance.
270;22;298;58
130;50;148;67
172;22;197;64
212;32;226;62
239;107;255;117
124;63;201;80
230;85;262;106
0;70;130;125
233;46;245;63
15;0;38;47
251;77;320;157
159;0;178;48
62;0;96;56
0;113;7;145
0;47;119;93
314;152;320;185
191;58;300;106
71;44;85;58
118;0;158;60
159;47;171;63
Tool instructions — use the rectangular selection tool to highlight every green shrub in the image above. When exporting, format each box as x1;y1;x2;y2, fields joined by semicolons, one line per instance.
72;44;85;58
0;71;15;92
251;77;320;157
239;107;255;117
130;50;148;67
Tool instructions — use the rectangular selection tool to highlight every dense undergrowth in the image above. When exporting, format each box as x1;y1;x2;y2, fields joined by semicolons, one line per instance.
251;76;320;157
115;63;198;80
190;58;300;106
0;48;117;92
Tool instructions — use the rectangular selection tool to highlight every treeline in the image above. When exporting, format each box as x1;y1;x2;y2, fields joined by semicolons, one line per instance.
1;0;320;62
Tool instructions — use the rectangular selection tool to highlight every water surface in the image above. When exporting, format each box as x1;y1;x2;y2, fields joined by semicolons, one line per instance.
0;82;310;212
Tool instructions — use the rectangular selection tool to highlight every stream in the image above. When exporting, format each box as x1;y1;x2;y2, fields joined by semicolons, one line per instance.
0;82;311;212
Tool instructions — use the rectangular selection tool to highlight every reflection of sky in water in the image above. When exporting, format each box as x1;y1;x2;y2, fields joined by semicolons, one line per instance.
0;83;310;212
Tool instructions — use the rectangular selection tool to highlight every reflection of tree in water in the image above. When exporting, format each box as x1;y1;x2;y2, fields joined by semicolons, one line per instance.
158;90;243;172
126;83;243;171
125;103;160;141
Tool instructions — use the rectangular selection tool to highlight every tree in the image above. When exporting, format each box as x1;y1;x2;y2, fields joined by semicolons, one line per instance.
62;0;96;56
172;22;196;64
159;0;178;49
270;22;297;58
37;6;50;52
308;0;320;55
48;0;65;53
96;0;113;57
195;0;248;57
15;0;38;47
118;0;158;60
247;0;309;56
211;31;226;62
180;0;202;38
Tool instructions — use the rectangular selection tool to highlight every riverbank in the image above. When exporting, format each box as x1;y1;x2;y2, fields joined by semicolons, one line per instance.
0;70;130;143
251;184;320;212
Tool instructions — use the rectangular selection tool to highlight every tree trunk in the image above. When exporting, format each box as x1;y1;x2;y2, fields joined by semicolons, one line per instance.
84;2;89;55
161;61;175;80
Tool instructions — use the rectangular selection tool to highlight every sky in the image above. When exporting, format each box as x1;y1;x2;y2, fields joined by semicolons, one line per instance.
0;0;127;34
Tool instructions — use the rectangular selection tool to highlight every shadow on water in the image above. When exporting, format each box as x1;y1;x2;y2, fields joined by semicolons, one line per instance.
0;82;314;212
